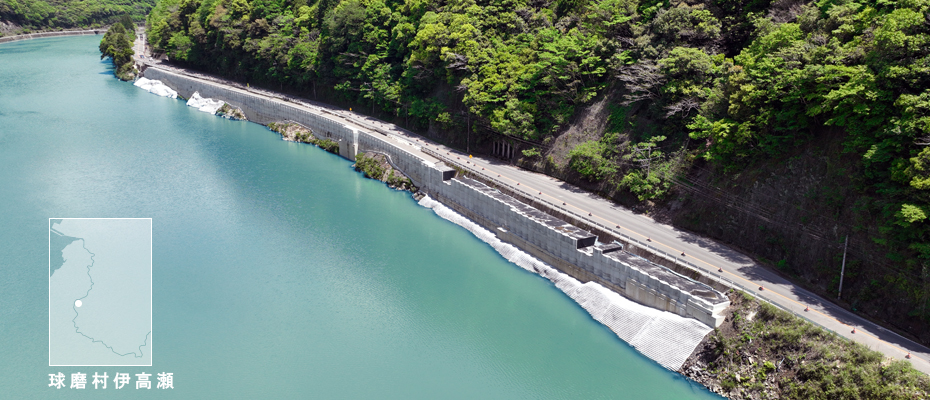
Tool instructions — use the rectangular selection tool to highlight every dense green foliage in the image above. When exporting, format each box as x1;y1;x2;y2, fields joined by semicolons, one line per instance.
145;0;930;336
0;0;154;30
99;19;136;79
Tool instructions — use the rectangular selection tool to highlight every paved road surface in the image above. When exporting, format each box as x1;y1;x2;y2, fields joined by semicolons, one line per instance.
133;39;930;374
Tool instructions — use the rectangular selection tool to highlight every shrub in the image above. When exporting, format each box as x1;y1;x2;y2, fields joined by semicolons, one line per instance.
569;140;616;181
522;147;541;158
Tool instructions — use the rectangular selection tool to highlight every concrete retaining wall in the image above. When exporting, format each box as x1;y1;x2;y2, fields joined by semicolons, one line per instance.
0;30;102;44
427;177;729;326
141;67;729;327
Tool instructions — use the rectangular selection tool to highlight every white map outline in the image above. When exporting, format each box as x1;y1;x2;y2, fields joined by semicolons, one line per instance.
48;218;153;367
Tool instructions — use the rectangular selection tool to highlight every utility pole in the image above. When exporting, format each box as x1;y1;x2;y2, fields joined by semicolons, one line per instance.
838;235;849;300
466;110;470;154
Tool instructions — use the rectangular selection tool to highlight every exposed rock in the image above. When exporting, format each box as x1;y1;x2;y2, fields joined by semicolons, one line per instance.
0;21;21;35
266;122;338;153
353;152;416;192
679;290;930;399
186;92;225;114
217;103;247;120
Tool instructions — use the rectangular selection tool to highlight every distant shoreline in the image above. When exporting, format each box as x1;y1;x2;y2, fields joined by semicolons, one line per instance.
0;29;103;45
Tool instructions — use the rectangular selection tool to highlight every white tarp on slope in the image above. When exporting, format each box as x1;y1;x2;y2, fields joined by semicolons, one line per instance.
186;91;225;114
133;77;178;99
418;195;712;370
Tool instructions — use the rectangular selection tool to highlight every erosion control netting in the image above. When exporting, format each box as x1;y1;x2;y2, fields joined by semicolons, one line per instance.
418;195;712;370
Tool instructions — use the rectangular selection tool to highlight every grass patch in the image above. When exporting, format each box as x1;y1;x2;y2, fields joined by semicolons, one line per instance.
684;290;930;399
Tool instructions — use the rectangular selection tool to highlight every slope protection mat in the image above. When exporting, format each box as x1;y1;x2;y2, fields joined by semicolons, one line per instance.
419;195;712;370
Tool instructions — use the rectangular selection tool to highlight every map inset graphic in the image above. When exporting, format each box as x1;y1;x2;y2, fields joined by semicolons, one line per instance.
49;218;152;366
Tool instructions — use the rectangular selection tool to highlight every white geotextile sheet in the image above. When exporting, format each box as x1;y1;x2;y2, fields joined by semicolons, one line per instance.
186;91;225;114
418;195;712;370
133;77;177;99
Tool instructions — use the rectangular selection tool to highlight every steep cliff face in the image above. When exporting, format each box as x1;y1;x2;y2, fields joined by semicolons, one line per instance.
0;20;21;35
496;99;930;344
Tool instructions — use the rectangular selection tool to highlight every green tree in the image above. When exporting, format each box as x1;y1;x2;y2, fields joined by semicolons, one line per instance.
138;0;930;340
0;0;154;30
569;136;618;181
99;22;136;80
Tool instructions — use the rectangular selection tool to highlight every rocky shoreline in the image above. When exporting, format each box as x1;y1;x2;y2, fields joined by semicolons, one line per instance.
353;152;417;192
679;291;930;399
267;122;339;154
216;103;247;120
266;121;416;193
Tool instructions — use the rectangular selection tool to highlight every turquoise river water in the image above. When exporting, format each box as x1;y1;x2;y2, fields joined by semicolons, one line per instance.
0;36;723;398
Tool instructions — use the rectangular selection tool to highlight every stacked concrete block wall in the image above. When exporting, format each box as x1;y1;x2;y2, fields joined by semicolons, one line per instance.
141;67;729;327
426;176;728;326
143;68;360;147
356;132;431;186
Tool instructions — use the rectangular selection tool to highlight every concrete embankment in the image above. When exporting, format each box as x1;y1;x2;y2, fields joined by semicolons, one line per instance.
0;29;102;44
418;195;714;370
139;66;730;366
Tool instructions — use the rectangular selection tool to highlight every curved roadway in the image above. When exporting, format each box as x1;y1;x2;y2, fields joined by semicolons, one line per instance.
316;107;930;375
132;39;930;374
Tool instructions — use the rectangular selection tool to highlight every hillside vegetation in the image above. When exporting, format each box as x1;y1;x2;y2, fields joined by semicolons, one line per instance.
0;0;154;31
99;16;138;79
143;0;930;342
683;291;930;399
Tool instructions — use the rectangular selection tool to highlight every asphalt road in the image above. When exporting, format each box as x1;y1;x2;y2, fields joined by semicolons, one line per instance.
133;40;930;373
324;106;930;375
441;149;930;374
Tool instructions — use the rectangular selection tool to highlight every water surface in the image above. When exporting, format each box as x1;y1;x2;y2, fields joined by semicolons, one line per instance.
0;36;722;399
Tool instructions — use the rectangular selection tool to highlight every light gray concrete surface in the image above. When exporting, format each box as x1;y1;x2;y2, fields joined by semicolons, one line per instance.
0;29;101;44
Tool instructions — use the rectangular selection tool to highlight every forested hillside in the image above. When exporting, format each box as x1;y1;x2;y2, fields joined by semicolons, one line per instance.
100;16;139;79
144;0;930;342
0;0;154;31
